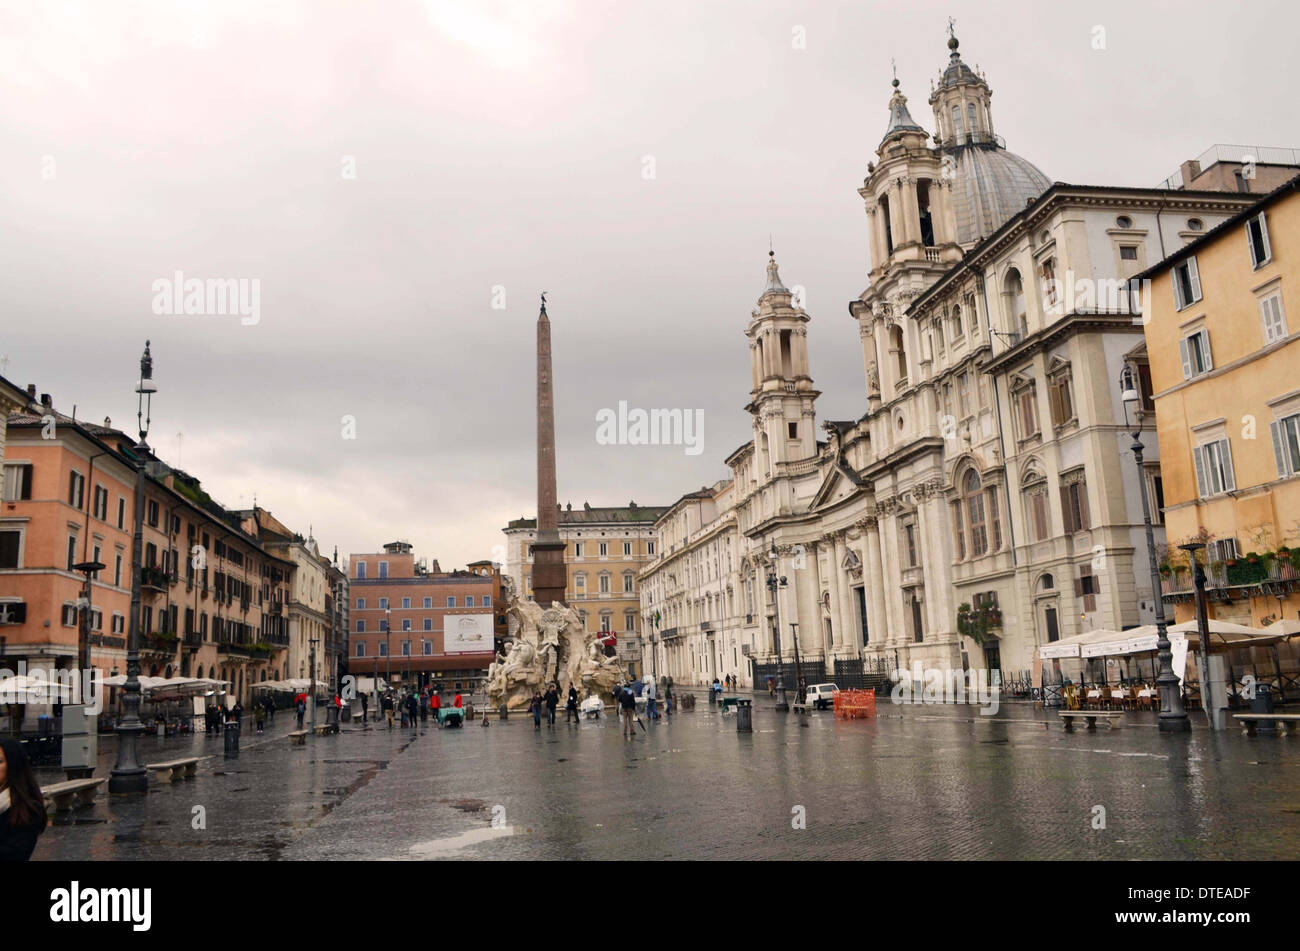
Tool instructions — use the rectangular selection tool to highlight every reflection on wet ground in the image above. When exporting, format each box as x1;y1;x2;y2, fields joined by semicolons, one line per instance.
32;699;1300;860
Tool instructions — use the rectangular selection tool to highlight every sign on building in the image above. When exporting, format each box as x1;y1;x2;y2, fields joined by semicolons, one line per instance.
444;614;492;654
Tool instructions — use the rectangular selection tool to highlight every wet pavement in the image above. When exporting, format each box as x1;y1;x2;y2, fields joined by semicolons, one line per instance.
31;697;1300;860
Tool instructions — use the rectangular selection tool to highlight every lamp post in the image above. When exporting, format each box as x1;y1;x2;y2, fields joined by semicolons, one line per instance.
73;560;106;675
385;607;392;694
110;341;158;793
1179;541;1215;728
1120;363;1189;732
308;635;318;735
766;541;790;712
790;621;805;704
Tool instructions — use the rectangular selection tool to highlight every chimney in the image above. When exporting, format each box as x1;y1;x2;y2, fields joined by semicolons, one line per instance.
103;417;111;428
25;384;35;399
40;393;52;407
1180;159;1201;188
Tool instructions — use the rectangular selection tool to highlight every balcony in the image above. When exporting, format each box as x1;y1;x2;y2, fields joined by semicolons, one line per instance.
1162;556;1300;604
141;632;179;656
700;620;714;632
140;566;173;593
660;627;681;641
183;631;203;649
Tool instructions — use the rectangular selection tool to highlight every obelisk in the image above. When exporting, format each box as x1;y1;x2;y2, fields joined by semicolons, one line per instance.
532;292;567;608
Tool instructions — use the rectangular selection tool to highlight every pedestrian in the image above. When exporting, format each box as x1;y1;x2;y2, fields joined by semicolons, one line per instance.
544;684;559;727
645;674;658;720
664;680;673;716
254;703;265;734
295;695;306;730
619;684;637;739
420;690;429;722
232;700;243;728
431;691;441;725
767;676;775;697
360;692;369;723
529;692;543;730
0;738;48;861
453;692;463;709
382;692;395;730
566;683;579;724
406;693;418;728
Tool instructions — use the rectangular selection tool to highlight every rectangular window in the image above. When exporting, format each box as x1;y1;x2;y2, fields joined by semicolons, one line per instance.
623;574;634;594
1119;245;1138;260
401;640;410;656
1192;438;1236;497
378;641;387;657
447;596;455;607
623;542;632;556
958;373;971;418
599;575;610;594
424;618;433;631
599;541;609;556
68;471;85;509
401;597;411;609
356;642;366;657
1029;489;1049;541
1270;414;1300;478
1049;374;1074;428
423;641;432;655
1016;386;1040;439
988;491;1002;551
114;553;123;586
93;485;108;520
1172;256;1202;310
378;597;388;610
1260;293;1287;344
117;497;126;529
423;597;432;608
574;542;584;557
2;464;33;502
951;502;966;560
1179;329;1213;380
356;619;365;632
378;561;388;579
903;522;918;567
967;493;987;556
647;542;656;555
0;530;21;569
356;597;366;609
1078;569;1098;613
1246;212;1272;268
402;619;411;632
67;534;78;570
146;499;159;527
1060;478;1090;533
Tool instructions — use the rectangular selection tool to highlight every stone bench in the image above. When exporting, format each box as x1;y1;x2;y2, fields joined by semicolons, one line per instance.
288;730;308;746
1233;713;1300;736
312;723;334;736
41;778;105;812
1060;710;1123;731
791;702;811;715
146;757;200;782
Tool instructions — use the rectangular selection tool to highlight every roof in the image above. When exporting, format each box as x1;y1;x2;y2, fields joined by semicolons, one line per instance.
1133;173;1300;280
879;81;925;146
946;143;1052;246
505;502;670;531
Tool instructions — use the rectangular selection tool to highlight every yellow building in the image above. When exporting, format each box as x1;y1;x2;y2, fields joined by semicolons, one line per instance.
1139;175;1300;626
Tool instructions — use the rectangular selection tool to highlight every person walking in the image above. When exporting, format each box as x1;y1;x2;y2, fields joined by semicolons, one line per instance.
664;680;673;716
431;690;441;726
529;692;543;730
360;691;369;724
295;695;306;731
544;684;559;728
645;675;658;720
453;692;463;709
565;683;579;724
382;692;395;730
618;685;637;739
254;703;265;735
0;738;48;861
419;690;429;722
406;692;418;729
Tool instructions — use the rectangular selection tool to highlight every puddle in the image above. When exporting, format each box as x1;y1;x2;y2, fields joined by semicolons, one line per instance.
438;798;487;813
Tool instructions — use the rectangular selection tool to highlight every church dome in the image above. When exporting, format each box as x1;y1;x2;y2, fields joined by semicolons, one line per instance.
947;144;1051;246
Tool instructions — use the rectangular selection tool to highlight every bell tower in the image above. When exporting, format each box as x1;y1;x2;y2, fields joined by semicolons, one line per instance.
745;251;819;476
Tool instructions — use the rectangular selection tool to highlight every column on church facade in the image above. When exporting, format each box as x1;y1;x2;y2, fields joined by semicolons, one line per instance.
898;176;921;247
937;179;959;247
917;482;955;655
887;180;907;255
877;506;906;648
862;517;888;653
823;535;843;657
866;205;884;271
834;533;856;653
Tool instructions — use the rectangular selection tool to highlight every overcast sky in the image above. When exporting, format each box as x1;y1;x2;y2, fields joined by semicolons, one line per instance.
2;0;1296;569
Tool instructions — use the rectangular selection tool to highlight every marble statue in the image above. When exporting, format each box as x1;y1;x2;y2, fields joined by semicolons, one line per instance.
486;597;623;711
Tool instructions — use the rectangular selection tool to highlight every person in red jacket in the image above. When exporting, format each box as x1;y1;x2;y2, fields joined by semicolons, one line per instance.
453;692;463;708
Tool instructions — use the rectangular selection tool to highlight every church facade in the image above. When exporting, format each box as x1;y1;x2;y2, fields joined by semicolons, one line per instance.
639;30;1261;688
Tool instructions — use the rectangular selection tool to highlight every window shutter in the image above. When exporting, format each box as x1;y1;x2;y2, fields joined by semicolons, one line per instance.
1193;446;1209;499
1187;256;1201;302
1199;329;1213;371
1271;421;1289;477
1219;438;1236;490
1259;213;1271;263
1247;219;1261;267
1059;486;1073;533
1077;482;1090;530
1179;337;1193;380
1172;269;1185;310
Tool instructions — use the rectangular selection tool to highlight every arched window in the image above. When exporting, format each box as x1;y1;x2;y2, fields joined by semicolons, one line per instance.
950;305;963;339
1023;473;1050;542
889;325;907;381
967;103;978;138
961;469;1002;557
1038;573;1055;592
197;665;204;680
1004;269;1027;339
951;104;964;140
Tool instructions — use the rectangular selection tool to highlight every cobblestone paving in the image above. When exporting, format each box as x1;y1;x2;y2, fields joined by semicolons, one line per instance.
31;698;1300;860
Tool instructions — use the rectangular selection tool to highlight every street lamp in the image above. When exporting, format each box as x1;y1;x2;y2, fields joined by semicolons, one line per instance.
789;621;805;704
1120;363;1189;732
385;607;392;696
766;541;790;712
73;560;107;674
110;341;158;794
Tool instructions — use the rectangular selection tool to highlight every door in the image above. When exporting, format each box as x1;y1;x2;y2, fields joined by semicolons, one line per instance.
1045;605;1059;643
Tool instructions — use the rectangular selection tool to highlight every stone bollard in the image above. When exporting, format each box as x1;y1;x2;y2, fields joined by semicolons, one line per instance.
223;719;240;759
736;698;753;733
498;704;509;720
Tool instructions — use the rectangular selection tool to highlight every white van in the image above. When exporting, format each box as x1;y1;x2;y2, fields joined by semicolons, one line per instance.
806;683;838;710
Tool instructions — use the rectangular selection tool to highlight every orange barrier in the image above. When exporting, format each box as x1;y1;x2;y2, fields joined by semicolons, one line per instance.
833;688;876;719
